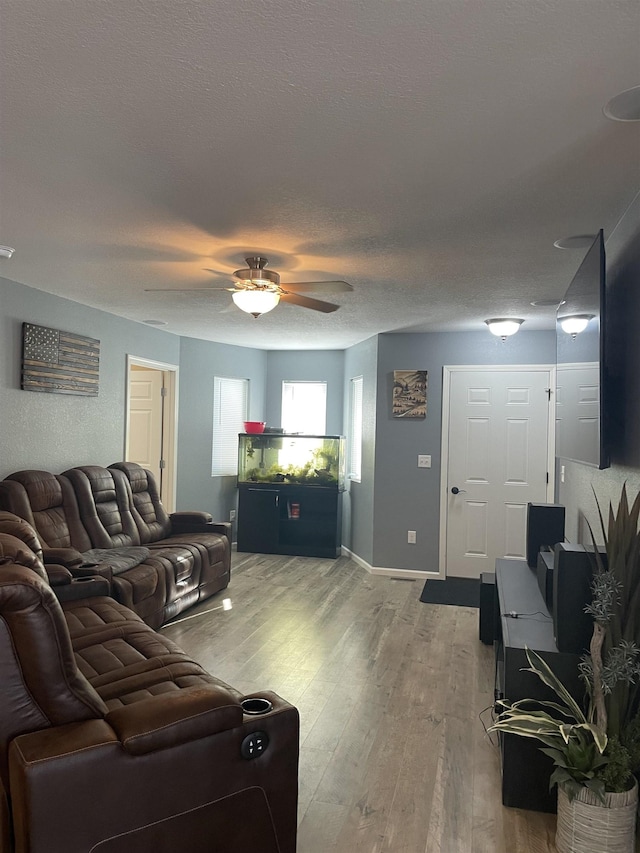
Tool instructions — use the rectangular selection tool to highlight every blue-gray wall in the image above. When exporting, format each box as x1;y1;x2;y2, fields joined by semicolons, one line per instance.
177;336;267;522
0;276;180;475
342;336;378;564
265;350;344;433
371;330;557;571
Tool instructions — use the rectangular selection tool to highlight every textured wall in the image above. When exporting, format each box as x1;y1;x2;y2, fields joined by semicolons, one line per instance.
265;350;345;433
342;336;378;563
176;336;267;523
0;276;180;477
372;330;556;572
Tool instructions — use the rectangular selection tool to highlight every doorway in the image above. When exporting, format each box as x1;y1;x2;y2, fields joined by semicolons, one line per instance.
439;365;555;580
125;356;178;512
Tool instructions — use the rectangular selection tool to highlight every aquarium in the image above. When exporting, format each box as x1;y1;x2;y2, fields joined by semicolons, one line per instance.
237;433;345;490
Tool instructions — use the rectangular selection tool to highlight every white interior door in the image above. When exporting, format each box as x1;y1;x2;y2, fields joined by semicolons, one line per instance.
126;358;178;512
443;367;553;579
128;368;164;483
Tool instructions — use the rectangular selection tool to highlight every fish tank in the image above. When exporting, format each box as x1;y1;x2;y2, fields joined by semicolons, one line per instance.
238;433;345;490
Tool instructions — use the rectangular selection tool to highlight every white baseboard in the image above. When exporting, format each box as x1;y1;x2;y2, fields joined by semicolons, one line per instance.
340;546;440;580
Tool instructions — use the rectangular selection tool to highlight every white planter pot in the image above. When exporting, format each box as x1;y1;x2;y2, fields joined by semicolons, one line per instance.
555;780;638;853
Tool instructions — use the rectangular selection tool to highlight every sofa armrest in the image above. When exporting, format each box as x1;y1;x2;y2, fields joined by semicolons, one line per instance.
42;547;84;569
105;685;243;755
170;510;213;524
53;575;111;601
45;563;73;586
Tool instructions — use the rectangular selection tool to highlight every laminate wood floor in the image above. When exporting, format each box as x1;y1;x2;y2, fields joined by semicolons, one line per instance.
162;552;557;853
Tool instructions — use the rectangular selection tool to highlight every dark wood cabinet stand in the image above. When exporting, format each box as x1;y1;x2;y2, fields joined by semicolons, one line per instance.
237;483;342;558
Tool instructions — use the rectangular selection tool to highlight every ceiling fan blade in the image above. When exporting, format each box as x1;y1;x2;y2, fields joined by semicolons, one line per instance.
144;286;234;292
203;267;233;277
282;280;352;293
279;292;341;313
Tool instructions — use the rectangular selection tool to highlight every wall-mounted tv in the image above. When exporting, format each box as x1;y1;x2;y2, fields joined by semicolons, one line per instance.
555;229;609;469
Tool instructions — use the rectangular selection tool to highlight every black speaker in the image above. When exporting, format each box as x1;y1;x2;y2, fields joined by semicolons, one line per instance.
552;543;594;654
526;503;566;568
479;572;497;644
536;547;554;608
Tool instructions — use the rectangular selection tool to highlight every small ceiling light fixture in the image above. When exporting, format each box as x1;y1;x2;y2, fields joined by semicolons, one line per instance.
553;235;597;250
485;318;524;341
603;85;640;122
0;246;15;259
559;314;594;338
232;289;280;318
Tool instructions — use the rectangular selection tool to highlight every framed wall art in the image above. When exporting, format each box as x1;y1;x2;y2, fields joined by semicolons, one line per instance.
22;322;100;396
392;370;427;418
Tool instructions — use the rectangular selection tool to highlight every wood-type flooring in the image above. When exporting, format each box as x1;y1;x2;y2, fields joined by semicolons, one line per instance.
162;552;557;853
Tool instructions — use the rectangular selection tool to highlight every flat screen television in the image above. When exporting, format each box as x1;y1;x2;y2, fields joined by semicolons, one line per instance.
555;229;609;469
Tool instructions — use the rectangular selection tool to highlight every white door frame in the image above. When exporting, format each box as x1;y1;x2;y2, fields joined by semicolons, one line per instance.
437;364;556;579
125;355;179;512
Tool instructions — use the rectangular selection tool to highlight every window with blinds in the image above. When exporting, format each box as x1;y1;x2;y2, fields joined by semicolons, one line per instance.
349;375;363;481
212;376;249;476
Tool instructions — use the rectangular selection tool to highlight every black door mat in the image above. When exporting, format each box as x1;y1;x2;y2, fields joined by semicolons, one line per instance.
419;576;480;608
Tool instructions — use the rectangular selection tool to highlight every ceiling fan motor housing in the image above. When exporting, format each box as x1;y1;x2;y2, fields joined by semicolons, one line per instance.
233;257;280;289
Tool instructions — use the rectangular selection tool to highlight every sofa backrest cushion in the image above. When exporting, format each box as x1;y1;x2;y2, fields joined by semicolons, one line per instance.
0;562;107;788
0;512;45;563
109;463;171;544
0;471;92;551
63;466;141;548
0;531;48;582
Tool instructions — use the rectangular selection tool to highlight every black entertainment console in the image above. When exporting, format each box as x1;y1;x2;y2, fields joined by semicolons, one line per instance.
494;558;582;812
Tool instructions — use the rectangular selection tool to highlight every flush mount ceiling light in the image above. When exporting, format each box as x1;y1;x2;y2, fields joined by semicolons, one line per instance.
232;289;280;317
0;246;15;259
485;318;524;341
603;85;640;122
559;314;594;337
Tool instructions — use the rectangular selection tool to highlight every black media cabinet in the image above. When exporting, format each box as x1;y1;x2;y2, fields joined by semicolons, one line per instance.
494;558;582;812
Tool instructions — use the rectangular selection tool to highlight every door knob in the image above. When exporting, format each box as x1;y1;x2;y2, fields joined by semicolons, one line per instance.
451;486;467;495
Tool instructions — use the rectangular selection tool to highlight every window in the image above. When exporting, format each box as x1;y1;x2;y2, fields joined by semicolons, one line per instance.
281;381;327;435
212;376;248;475
349;376;363;481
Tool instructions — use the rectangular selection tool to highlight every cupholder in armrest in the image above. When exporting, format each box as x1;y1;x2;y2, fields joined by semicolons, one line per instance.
241;697;273;716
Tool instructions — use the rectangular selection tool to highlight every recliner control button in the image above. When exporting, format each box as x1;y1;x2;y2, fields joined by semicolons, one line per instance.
241;731;269;760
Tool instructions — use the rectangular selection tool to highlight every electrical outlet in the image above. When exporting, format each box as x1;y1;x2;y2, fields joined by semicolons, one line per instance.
407;530;416;544
229;509;236;521
560;465;565;484
418;454;431;468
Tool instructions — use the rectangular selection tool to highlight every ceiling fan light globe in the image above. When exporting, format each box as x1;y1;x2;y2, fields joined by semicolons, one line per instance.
232;290;280;316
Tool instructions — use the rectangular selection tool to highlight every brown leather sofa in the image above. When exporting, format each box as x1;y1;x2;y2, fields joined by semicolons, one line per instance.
0;463;231;628
0;521;299;853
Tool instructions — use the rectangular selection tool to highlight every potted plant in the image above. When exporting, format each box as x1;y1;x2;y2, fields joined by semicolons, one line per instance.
490;484;640;853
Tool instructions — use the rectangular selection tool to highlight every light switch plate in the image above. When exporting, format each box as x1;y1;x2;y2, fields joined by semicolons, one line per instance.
418;454;431;468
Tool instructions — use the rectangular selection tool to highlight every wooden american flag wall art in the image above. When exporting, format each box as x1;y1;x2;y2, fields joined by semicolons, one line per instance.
21;323;100;396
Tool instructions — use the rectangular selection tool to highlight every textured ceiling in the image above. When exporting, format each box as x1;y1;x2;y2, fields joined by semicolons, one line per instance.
1;0;639;350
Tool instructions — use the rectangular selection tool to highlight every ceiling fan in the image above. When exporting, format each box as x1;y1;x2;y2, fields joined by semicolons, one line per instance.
146;256;353;317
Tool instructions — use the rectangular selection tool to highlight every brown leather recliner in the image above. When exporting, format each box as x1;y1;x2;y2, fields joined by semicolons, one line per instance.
0;527;299;853
0;465;231;627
